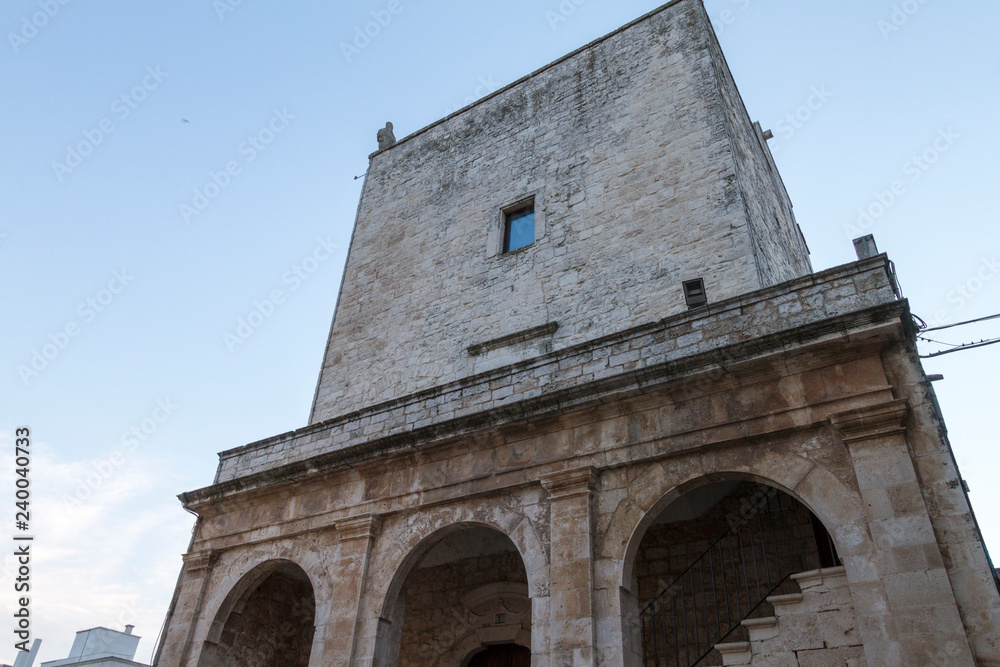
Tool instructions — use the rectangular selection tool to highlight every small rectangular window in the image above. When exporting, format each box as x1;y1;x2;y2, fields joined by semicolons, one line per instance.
683;278;708;309
503;203;535;253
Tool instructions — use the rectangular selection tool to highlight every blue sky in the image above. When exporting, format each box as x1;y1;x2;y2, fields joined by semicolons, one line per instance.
2;0;998;662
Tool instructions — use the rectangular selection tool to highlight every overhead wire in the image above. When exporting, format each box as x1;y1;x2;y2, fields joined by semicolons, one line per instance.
915;311;1000;358
920;312;1000;333
920;337;1000;358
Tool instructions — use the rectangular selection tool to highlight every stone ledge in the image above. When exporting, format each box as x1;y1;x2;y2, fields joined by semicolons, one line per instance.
181;312;902;509
468;322;559;356
217;256;896;471
181;259;907;505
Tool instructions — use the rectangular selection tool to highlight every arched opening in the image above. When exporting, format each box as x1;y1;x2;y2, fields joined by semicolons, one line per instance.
197;561;316;667
467;643;532;667
380;525;532;667
627;480;839;667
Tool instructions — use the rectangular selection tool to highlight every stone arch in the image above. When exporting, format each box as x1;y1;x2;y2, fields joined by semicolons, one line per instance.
609;451;873;667
618;455;865;591
197;558;317;667
367;503;548;667
378;514;548;622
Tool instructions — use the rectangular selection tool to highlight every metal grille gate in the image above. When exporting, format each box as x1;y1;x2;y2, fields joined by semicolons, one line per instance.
639;489;836;667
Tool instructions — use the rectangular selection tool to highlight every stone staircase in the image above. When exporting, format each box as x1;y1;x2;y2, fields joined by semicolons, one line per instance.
714;567;866;666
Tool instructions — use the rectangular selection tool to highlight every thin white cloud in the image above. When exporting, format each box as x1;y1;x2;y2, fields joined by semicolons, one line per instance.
0;435;193;664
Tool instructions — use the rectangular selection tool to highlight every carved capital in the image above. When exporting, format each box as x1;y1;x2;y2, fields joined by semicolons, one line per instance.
336;513;380;542
829;399;908;444
540;466;598;501
182;549;220;572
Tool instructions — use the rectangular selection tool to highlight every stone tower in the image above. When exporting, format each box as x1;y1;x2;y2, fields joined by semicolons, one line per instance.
154;1;1000;666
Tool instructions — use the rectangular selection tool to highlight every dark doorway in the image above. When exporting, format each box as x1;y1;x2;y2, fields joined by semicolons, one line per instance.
467;643;531;667
198;563;315;667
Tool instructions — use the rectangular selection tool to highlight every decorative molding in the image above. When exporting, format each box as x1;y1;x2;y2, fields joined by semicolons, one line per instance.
540;467;597;501
336;513;379;542
182;549;220;572
467;322;559;357
828;399;908;444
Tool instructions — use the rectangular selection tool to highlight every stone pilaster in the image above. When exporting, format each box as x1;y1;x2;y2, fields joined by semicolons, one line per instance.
831;400;976;666
542;467;598;666
155;548;220;667
315;514;380;666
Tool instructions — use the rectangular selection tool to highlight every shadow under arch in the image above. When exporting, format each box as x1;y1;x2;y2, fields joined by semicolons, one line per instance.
378;518;546;623
197;558;316;667
617;464;861;667
374;520;542;667
619;464;862;592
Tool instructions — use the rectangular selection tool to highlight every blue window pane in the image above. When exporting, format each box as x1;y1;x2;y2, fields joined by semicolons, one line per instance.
505;208;535;252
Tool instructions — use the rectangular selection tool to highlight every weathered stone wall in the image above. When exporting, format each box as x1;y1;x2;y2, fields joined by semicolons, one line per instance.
702;7;812;287
217;258;896;483
398;550;528;667
309;0;810;423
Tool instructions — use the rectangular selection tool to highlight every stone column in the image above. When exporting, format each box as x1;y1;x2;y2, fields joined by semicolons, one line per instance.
830;400;976;666
155;548;220;667
542;467;598;667
313;514;379;666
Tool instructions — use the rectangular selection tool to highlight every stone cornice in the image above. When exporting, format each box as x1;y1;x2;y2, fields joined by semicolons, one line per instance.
181;304;907;509
216;257;897;466
541;467;597;501
182;549;220;572
336;514;379;542
179;263;907;508
829;400;908;444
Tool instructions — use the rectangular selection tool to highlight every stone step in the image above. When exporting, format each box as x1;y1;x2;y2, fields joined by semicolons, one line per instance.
790;565;848;590
740;615;778;642
766;592;803;615
715;641;751;666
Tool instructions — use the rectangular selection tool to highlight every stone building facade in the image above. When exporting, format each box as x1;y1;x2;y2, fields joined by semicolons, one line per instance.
153;1;1000;665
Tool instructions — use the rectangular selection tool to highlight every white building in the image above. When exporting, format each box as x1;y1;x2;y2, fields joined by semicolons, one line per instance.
40;627;147;667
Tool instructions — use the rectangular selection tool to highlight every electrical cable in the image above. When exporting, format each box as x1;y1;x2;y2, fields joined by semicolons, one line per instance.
920;312;1000;333
920;336;1000;358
